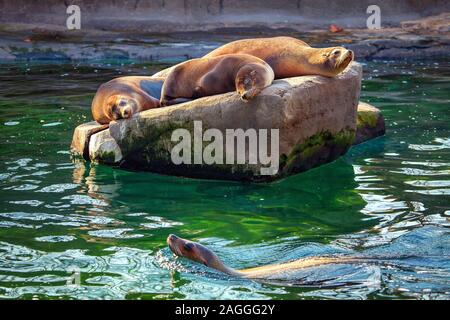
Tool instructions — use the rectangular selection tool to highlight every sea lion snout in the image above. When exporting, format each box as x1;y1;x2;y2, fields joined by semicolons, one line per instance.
167;233;180;248
166;234;226;269
240;88;261;102
167;234;182;256
167;234;179;244
319;46;354;76
241;92;250;101
348;50;354;59
119;97;139;118
167;234;204;264
341;49;354;64
236;63;273;102
120;105;132;118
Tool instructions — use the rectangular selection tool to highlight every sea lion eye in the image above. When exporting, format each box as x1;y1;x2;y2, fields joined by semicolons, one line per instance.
183;243;193;251
333;50;341;56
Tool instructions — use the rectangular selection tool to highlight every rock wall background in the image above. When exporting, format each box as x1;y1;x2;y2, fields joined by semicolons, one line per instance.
0;1;448;61
0;0;449;32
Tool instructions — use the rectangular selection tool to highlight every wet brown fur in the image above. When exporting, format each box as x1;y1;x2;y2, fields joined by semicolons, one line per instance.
91;76;162;124
203;36;354;79
160;54;274;106
167;234;362;280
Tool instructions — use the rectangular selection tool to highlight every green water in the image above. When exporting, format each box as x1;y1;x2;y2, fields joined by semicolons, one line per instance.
0;58;449;300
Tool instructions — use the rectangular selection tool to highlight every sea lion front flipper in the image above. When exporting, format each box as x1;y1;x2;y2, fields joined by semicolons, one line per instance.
193;86;205;99
139;78;165;100
162;98;193;106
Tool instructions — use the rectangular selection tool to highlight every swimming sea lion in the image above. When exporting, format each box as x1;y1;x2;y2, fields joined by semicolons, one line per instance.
91;76;163;125
152;36;353;80
160;54;274;106
167;234;366;280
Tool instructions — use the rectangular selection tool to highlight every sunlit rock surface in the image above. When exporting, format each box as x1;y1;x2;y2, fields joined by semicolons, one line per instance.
354;102;386;145
70;62;386;182
88;129;123;164
71;121;108;159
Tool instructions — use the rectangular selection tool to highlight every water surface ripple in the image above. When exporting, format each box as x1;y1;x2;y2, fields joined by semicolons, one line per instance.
0;58;449;299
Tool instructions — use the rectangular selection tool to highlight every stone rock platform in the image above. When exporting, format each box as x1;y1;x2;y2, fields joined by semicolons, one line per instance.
71;62;385;182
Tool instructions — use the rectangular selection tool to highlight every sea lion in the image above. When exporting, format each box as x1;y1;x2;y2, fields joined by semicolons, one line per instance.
91;76;163;125
167;234;367;280
152;36;353;80
160;54;274;106
167;234;394;282
203;36;354;78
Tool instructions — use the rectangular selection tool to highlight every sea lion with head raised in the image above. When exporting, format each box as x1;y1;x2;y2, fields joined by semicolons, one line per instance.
91;76;163;125
160;54;274;106
203;36;354;79
152;36;353;80
167;234;380;281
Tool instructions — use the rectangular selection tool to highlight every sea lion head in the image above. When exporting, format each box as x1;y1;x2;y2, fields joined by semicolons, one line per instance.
235;63;274;102
105;95;139;121
167;234;223;269
313;47;354;77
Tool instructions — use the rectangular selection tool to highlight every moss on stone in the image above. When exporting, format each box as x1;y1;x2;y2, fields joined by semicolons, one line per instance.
121;119;265;179
332;129;356;147
121;119;356;182
98;151;116;164
282;128;355;172
357;111;379;129
142;119;193;162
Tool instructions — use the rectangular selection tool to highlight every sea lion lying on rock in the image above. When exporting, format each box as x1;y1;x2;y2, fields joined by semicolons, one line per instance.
153;36;353;79
160;54;274;106
91;76;163;124
167;234;368;281
205;36;354;78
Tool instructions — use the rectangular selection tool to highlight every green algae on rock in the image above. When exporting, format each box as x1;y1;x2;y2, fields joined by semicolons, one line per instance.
280;128;356;177
354;102;386;145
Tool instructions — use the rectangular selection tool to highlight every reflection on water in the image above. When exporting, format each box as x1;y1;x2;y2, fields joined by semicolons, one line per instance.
0;58;449;299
